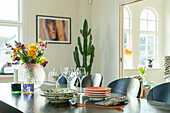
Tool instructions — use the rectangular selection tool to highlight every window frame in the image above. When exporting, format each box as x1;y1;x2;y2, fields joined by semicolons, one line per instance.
0;0;21;75
139;8;158;67
123;7;133;69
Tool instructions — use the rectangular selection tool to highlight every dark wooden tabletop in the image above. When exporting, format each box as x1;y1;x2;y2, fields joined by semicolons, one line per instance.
0;82;170;113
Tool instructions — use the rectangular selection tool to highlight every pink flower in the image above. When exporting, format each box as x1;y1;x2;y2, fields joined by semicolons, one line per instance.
40;43;44;47
42;61;48;67
15;57;20;61
30;59;36;64
21;44;25;50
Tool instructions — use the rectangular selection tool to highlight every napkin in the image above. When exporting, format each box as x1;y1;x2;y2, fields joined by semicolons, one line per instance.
95;96;128;106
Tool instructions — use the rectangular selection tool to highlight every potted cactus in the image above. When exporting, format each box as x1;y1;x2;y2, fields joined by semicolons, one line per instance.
73;19;95;75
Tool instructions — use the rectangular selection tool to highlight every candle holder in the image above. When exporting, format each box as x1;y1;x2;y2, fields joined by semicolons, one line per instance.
11;83;21;95
23;84;34;94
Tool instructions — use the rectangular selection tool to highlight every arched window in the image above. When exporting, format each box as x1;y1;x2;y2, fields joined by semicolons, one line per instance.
140;8;158;66
123;7;132;68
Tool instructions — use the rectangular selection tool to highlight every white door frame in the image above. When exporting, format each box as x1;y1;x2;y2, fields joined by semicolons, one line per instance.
118;0;144;78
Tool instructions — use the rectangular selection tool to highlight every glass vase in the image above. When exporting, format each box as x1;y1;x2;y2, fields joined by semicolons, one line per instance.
140;74;147;85
19;63;45;89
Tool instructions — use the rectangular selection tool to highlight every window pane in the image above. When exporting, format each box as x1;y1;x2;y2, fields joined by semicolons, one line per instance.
0;26;18;48
148;35;155;45
147;56;154;59
124;18;130;30
0;0;19;21
140;9;147;20
124;45;127;49
0;50;13;73
124;8;129;18
140;56;146;65
140;20;147;31
140;35;146;44
148;46;154;56
140;46;145;55
148;10;156;20
124;33;127;44
148;20;156;31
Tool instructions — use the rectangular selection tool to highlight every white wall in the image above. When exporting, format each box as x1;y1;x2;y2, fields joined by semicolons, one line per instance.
165;0;170;55
22;0;92;80
91;0;121;86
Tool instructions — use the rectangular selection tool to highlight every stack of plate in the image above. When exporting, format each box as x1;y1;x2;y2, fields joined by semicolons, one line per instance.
84;87;111;100
40;88;78;103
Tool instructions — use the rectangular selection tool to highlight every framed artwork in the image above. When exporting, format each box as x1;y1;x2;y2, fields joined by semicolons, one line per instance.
36;15;71;44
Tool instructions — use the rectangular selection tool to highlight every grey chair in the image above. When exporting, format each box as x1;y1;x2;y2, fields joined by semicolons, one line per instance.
77;73;103;87
147;82;170;104
107;78;140;97
58;74;67;84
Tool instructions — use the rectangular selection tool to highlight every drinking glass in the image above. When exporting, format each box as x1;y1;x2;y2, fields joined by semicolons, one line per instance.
76;67;86;94
48;68;58;82
63;67;76;89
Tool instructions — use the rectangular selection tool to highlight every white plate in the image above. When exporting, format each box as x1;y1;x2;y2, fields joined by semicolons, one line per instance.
89;97;106;101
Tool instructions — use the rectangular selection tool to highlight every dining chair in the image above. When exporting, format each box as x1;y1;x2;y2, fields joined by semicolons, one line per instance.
79;73;103;87
147;82;170;104
107;78;140;97
58;74;67;84
58;74;77;86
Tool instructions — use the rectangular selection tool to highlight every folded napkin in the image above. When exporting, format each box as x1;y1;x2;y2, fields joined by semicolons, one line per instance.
95;96;128;106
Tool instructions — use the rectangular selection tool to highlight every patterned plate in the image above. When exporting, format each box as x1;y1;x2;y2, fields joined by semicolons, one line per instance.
40;88;78;97
40;88;78;103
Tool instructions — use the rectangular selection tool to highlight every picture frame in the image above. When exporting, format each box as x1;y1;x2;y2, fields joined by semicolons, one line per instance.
36;15;71;44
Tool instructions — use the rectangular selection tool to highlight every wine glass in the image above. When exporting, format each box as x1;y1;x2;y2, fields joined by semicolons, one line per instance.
63;67;76;89
48;68;58;82
76;67;86;94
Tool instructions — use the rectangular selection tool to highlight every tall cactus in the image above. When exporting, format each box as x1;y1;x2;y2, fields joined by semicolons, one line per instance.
73;19;95;75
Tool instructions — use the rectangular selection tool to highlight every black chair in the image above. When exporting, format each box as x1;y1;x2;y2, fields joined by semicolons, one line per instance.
147;82;170;104
79;73;103;87
107;78;140;97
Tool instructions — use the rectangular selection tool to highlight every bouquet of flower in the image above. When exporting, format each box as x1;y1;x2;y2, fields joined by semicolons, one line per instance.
137;64;148;78
5;39;48;67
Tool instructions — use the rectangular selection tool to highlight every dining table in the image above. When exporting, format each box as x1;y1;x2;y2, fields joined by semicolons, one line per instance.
0;81;170;113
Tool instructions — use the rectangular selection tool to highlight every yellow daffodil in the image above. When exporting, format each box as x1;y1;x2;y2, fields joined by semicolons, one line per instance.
15;47;20;51
40;57;46;63
38;38;41;43
28;49;36;57
28;44;37;50
13;52;18;57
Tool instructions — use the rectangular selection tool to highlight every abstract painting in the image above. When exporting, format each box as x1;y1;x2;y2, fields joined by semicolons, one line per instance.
36;15;71;44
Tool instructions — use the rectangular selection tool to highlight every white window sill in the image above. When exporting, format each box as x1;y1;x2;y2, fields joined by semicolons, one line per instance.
0;75;13;83
0;75;13;78
125;67;163;70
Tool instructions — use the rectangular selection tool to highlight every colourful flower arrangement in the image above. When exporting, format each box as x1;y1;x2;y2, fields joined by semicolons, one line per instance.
137;64;148;78
5;39;48;67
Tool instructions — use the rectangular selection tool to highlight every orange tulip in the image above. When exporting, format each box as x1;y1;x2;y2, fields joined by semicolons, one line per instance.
125;49;132;56
28;49;36;57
